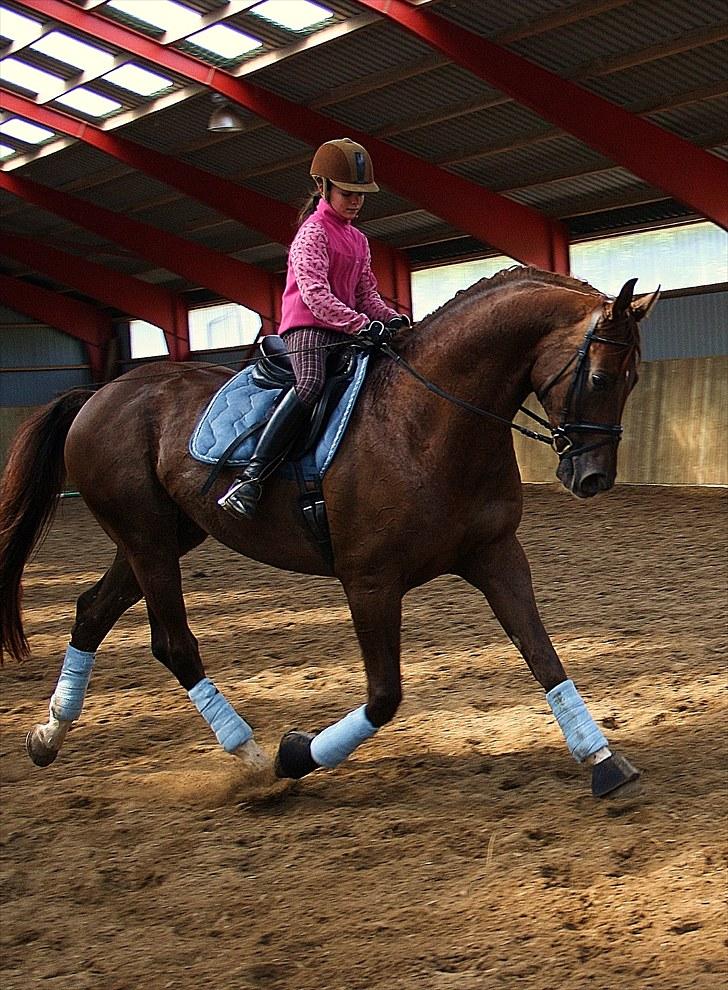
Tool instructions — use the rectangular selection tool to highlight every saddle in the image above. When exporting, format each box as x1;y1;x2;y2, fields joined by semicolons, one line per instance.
251;335;358;458
191;335;368;566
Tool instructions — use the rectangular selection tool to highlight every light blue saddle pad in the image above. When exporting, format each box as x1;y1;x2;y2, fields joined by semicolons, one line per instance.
189;351;369;481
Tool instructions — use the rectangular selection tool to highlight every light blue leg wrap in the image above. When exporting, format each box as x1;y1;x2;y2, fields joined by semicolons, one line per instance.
546;679;608;763
188;677;253;753
310;704;378;769
50;645;95;722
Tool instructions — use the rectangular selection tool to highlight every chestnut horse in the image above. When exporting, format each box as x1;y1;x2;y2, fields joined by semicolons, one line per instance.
0;268;658;799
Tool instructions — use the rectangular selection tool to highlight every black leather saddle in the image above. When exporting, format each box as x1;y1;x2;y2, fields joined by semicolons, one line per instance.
252;334;359;456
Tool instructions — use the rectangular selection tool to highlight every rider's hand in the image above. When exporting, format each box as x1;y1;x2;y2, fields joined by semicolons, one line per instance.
385;314;411;334
355;320;393;347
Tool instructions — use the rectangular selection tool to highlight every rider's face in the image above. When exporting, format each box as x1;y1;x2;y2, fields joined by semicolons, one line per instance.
327;184;365;221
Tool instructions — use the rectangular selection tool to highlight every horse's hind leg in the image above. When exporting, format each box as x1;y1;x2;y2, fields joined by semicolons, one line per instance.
118;536;272;778
459;534;640;798
27;550;143;767
276;581;403;779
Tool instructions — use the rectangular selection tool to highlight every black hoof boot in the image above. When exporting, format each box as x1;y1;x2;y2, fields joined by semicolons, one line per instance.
275;731;319;779
592;752;641;799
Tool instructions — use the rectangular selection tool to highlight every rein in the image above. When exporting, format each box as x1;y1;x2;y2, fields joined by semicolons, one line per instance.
380;343;555;446
381;306;636;460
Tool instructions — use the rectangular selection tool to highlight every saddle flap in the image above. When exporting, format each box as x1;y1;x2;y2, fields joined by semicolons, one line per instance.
252;335;295;389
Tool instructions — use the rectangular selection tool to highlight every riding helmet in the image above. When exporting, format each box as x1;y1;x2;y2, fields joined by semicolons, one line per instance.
310;138;379;193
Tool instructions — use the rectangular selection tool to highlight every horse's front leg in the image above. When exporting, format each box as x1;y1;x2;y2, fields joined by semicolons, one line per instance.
459;535;640;798
275;582;402;779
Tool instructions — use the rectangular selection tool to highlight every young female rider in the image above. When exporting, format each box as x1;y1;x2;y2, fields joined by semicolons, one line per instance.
218;137;410;519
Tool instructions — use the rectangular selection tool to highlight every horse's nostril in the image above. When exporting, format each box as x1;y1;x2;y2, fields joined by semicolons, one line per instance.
580;473;609;496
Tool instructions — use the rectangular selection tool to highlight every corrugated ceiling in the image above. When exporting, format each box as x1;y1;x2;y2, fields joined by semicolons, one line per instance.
1;0;726;309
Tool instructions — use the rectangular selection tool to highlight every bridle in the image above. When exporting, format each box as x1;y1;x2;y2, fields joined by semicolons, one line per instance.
380;303;640;460
533;306;640;460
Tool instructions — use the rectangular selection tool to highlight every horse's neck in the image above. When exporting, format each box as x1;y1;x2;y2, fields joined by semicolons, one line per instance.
406;288;570;415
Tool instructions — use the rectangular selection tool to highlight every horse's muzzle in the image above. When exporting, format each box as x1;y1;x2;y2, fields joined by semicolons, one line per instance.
557;458;614;499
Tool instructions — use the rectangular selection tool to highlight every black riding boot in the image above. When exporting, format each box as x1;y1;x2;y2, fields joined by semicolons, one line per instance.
218;389;307;519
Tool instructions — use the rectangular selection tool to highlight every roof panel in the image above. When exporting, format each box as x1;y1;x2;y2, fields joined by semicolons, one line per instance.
588;41;728;105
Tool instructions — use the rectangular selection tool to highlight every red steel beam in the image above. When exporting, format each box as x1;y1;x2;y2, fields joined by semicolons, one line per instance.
2;231;190;361
356;0;728;230
0;171;279;333
0;273;112;380
1;89;295;247
0;90;411;314
18;0;569;271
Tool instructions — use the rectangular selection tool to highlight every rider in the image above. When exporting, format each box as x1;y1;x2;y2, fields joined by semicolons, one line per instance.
218;137;410;519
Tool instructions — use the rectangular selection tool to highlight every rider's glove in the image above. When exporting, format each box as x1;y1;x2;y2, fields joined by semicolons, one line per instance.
385;314;411;334
355;320;393;348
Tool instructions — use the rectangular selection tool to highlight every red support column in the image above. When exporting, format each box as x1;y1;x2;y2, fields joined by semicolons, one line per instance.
0;274;112;381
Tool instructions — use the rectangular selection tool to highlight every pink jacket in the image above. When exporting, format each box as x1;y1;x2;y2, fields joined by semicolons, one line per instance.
277;198;398;336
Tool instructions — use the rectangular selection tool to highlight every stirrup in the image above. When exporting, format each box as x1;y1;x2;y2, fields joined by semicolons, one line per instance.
218;476;263;518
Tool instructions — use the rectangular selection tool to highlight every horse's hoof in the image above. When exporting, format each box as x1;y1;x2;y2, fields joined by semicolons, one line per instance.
275;730;319;779
26;727;59;768
592;752;641;799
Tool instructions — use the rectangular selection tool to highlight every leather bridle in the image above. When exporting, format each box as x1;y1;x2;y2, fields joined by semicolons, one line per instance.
533;307;640;460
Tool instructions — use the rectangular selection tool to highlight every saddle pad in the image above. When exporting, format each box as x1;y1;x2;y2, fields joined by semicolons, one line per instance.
188;351;369;480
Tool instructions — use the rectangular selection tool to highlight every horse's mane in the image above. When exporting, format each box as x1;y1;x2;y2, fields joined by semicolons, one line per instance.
419;265;602;326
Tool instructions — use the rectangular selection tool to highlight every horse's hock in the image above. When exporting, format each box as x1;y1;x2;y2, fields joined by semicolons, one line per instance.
1;484;725;990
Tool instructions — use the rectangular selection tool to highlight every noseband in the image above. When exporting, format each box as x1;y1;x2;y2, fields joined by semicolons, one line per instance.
534;307;639;460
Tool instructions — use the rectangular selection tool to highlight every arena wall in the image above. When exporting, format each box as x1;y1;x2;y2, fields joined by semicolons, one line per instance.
2;291;726;485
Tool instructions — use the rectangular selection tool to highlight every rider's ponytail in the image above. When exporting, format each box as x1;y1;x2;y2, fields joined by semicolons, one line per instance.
297;188;322;226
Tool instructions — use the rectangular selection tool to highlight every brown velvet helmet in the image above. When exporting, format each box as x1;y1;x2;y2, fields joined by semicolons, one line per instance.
310;138;379;193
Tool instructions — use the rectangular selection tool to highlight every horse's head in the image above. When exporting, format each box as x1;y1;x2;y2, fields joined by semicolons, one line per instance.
534;278;660;498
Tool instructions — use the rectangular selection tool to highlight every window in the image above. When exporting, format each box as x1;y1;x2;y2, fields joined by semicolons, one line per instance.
55;88;123;117
572;222;728;294
103;64;173;96
105;0;201;34
129;321;168;359
250;0;333;32
412;254;516;321
186;24;262;59
411;223;728;321
30;32;116;74
129;304;262;359
0;58;63;96
0;117;55;144
189;303;261;351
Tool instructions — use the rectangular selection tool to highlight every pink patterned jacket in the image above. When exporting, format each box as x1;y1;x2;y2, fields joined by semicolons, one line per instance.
277;198;398;336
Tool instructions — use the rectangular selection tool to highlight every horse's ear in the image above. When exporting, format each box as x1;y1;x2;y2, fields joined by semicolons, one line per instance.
612;278;639;318
631;285;661;322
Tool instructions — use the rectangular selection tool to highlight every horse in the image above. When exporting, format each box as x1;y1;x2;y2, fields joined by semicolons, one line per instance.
0;267;658;800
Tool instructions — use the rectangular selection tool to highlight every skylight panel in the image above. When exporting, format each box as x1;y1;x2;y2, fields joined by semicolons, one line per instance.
55;87;123;118
103;63;173;96
250;0;333;32
0;143;17;160
0;118;55;144
186;24;262;59
0;58;64;96
0;6;43;45
30;31;116;74
105;0;202;35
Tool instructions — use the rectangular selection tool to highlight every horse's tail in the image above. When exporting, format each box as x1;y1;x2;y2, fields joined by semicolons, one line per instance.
0;388;96;662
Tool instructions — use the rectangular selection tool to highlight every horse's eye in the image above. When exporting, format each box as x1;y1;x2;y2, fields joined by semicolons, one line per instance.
590;372;612;391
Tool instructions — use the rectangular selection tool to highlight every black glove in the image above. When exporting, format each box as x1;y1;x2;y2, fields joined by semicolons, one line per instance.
385;314;411;333
355;320;393;348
